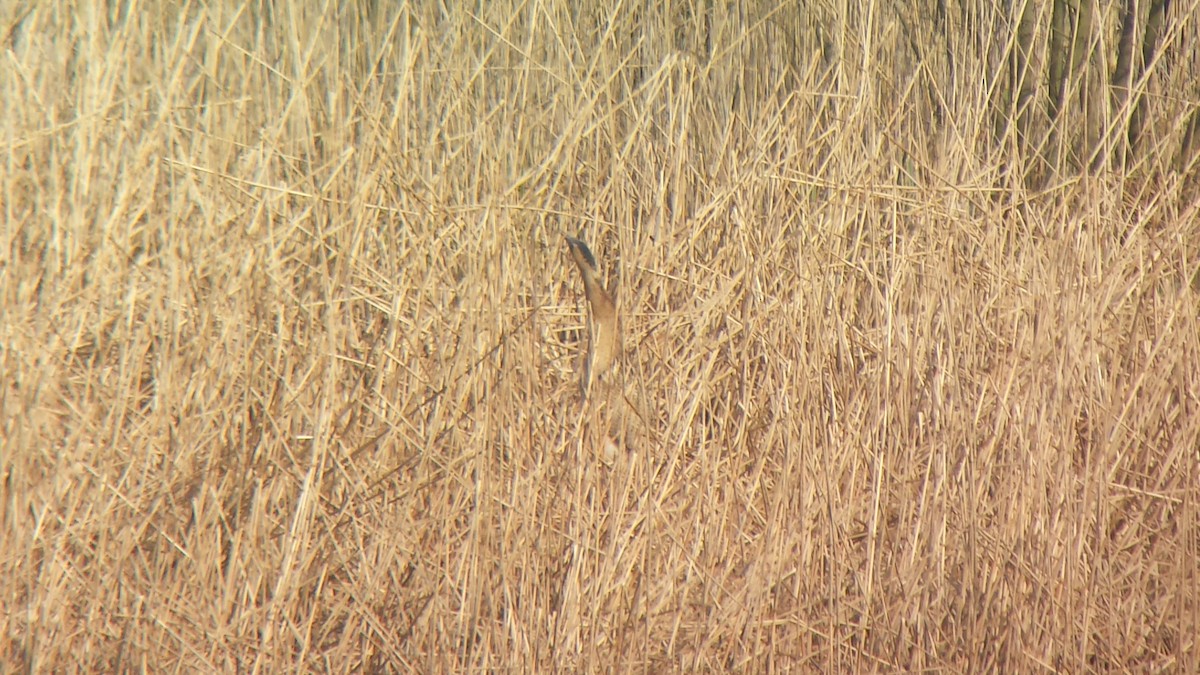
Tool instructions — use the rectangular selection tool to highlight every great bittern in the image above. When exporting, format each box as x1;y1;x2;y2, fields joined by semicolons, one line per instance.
565;235;620;400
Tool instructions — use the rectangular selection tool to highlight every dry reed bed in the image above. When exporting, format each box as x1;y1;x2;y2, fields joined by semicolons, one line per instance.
2;1;1198;671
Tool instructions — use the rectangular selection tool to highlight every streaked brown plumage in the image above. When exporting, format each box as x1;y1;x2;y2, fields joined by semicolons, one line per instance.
565;235;619;399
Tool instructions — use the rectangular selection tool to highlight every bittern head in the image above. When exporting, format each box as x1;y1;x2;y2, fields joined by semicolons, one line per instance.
564;235;598;272
565;235;620;399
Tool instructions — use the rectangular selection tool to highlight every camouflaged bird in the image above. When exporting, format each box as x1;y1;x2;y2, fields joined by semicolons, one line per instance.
567;234;668;464
564;235;621;402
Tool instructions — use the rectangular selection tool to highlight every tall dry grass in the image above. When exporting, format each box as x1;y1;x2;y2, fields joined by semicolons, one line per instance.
2;0;1198;671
